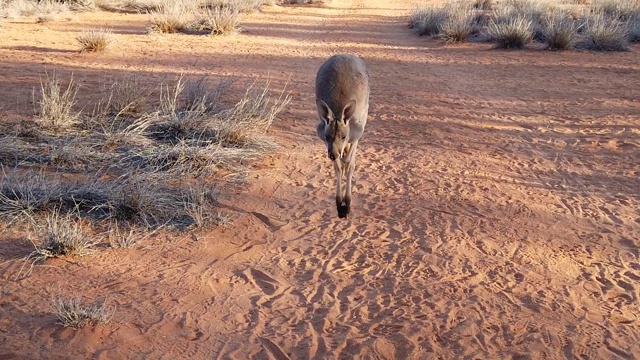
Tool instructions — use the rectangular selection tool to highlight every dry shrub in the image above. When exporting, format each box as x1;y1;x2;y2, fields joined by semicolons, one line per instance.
409;4;447;36
76;28;112;52
147;1;193;33
196;6;240;35
474;0;492;10
281;0;310;4
593;0;640;21
127;141;223;175
107;223;139;248
184;75;233;114
214;80;289;149
0;136;43;166
577;11;629;50
27;210;96;261
487;14;534;48
149;11;187;33
35;71;80;130
54;297;112;328
105;74;151;115
3;0;68;19
543;14;577;50
495;0;549;41
1;71;288;236
439;3;476;43
204;0;263;13
36;13;57;23
0;171;61;223
95;114;155;149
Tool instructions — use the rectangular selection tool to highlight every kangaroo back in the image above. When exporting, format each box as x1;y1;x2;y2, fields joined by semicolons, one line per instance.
315;54;370;135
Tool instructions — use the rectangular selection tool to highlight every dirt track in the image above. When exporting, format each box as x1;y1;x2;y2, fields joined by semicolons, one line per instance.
1;0;639;358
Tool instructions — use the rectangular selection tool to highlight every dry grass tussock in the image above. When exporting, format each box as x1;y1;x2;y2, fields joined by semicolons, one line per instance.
0;0;94;19
1;70;288;278
409;0;639;51
35;71;81;131
28;210;96;259
439;3;477;43
576;11;630;50
102;73;152;116
486;13;533;48
147;0;246;34
76;28;112;52
54;297;113;328
194;6;240;35
543;13;577;50
1;71;289;243
408;4;448;36
593;0;640;21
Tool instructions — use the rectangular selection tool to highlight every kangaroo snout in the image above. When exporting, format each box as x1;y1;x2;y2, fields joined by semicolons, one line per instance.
328;151;336;161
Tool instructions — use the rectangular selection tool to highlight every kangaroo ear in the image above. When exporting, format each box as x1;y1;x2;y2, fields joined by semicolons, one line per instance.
316;99;333;123
341;100;356;123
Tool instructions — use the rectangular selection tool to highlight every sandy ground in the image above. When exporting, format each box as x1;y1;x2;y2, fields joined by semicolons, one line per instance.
1;0;639;358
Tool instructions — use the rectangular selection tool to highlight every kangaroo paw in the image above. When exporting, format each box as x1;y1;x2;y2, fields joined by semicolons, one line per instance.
337;203;350;219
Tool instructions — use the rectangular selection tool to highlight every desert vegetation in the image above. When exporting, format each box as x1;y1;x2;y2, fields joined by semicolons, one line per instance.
0;0;273;35
53;296;113;328
0;70;289;281
409;0;640;51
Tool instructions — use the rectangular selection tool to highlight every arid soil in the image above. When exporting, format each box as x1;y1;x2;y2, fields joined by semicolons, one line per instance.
1;0;639;358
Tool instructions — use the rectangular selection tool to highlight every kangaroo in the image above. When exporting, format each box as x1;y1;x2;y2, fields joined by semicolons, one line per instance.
315;54;370;218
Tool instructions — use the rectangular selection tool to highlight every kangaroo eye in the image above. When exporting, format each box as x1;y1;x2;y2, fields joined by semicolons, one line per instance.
341;136;346;140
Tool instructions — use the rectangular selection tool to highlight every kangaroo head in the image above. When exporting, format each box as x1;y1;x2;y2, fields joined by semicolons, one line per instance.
317;99;356;161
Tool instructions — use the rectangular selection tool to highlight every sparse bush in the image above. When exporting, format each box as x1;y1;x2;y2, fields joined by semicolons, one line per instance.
107;222;138;248
149;11;187;33
203;0;263;13
487;14;534;48
3;0;70;19
28;210;95;260
474;0;492;10
543;14;577;50
577;11;629;50
439;3;476;43
593;0;640;21
147;1;192;33
1;70;289;241
128;141;222;175
179;183;219;228
106;74;151;115
66;0;96;11
214;80;289;148
0;136;43;166
95;114;156;149
409;4;447;36
494;0;549;41
196;6;240;35
0;171;61;222
36;13;56;23
35;71;80;130
54;297;112;328
76;28;111;52
184;75;233;114
104;173;177;227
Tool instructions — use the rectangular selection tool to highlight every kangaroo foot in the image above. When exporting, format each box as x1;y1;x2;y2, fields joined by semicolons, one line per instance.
337;203;350;218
